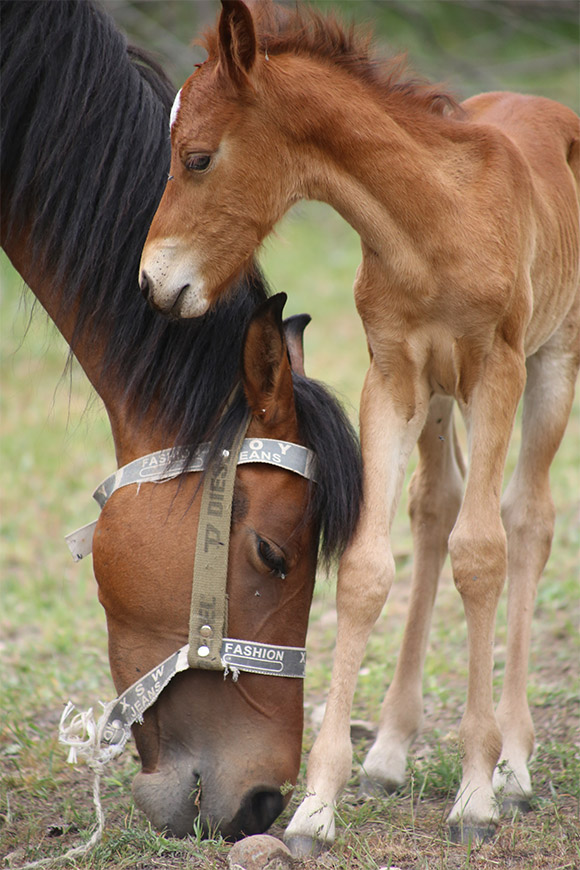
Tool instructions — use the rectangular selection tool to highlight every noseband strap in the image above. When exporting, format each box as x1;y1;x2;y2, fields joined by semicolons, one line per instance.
61;634;307;769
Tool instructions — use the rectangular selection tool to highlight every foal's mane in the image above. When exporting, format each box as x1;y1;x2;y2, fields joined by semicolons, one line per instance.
204;2;458;116
0;0;361;562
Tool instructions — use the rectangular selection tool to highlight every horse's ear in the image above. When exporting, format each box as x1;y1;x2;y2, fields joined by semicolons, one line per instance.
218;0;257;85
283;313;311;377
242;293;297;431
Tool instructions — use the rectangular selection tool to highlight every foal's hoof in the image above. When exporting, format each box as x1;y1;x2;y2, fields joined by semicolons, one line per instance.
448;822;497;845
284;835;328;858
501;796;532;815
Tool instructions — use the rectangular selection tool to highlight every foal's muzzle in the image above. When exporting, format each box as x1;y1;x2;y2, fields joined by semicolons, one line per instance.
140;268;191;318
138;241;211;318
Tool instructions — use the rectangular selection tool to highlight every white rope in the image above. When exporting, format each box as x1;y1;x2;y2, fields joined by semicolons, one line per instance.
16;772;104;870
222;661;241;682
15;702;127;870
58;701;128;768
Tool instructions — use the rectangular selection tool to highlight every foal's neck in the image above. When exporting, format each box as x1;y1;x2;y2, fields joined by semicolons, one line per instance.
272;60;469;273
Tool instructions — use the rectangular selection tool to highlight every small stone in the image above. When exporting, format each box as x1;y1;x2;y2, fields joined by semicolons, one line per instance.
228;834;294;870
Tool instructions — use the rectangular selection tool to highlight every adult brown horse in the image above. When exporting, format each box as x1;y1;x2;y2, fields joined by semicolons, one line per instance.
139;0;580;852
0;0;361;841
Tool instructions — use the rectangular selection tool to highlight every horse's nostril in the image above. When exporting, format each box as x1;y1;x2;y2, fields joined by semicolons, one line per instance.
140;270;150;300
247;788;285;835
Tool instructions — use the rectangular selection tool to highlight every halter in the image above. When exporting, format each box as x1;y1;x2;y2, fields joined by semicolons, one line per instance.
61;414;317;766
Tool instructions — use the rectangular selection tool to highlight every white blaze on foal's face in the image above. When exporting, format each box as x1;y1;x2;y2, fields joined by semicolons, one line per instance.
169;87;182;131
136;86;213;318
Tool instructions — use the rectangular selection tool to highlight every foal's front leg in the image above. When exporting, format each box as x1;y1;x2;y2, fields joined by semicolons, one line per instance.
284;360;429;856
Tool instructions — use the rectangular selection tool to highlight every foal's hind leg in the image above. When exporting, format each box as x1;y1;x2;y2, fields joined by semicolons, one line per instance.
359;395;465;795
494;313;580;811
446;337;527;842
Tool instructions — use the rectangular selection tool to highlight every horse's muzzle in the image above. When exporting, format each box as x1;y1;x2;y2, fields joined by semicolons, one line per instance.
132;763;285;839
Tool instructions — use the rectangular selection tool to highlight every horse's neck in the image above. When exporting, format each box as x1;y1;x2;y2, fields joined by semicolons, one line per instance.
5;234;163;466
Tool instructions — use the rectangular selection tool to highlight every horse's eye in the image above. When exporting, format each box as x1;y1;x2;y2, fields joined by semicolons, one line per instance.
257;537;287;579
185;153;211;173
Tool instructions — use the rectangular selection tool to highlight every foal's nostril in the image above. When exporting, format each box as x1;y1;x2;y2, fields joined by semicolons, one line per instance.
173;283;191;309
139;270;150;301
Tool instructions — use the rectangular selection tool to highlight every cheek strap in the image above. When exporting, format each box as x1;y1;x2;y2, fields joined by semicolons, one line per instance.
187;412;249;669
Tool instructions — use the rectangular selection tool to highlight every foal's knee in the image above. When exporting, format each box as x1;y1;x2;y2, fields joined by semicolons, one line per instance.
408;469;462;542
448;521;507;602
338;537;395;625
502;484;555;571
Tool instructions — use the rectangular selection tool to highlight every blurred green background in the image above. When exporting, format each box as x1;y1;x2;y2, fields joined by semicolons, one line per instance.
104;0;580;108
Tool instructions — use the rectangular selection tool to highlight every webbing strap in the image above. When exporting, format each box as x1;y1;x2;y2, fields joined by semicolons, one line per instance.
187;413;250;669
60;632;308;774
65;438;316;562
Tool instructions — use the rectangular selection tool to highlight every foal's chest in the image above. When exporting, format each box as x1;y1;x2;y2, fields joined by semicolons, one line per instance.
354;263;497;407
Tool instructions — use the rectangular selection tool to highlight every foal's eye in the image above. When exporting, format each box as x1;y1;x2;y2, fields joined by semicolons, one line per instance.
185;153;211;173
257;537;288;579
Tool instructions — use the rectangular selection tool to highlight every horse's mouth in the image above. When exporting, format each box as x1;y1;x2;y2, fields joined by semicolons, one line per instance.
142;278;194;320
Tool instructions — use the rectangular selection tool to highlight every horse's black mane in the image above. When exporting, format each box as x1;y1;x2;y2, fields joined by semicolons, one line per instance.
0;0;361;561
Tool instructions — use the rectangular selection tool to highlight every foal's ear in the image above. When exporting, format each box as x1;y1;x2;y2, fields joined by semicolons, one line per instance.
283;313;311;377
242;293;297;431
218;0;257;85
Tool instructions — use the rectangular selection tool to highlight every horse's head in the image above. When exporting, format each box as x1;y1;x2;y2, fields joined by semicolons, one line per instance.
139;0;306;318
93;295;320;838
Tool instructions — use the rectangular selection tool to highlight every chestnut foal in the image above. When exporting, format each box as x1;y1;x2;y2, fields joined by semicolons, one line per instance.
139;0;580;851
